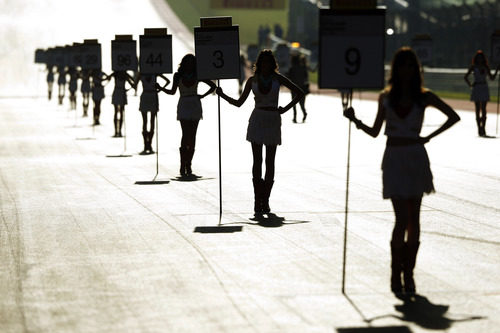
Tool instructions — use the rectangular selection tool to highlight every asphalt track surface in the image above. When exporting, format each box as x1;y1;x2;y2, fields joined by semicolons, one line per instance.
1;1;500;332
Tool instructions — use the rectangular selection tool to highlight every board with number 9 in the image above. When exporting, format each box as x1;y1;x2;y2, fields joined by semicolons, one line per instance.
319;8;385;90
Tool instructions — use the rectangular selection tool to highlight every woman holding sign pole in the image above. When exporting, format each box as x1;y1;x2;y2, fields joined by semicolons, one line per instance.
344;47;460;296
105;70;135;137
216;50;304;214
157;54;216;176
135;73;170;155
464;50;499;137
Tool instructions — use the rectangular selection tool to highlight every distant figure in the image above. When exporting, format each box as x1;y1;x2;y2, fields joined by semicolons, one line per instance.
216;50;304;214
344;47;460;296
258;25;265;48
105;71;135;137
135;73;170;155
157;54;216;177
57;65;66;105
80;69;91;117
287;54;309;123
68;66;79;110
274;23;283;39
46;64;54;100
91;69;106;125
239;54;247;95
464;50;499;137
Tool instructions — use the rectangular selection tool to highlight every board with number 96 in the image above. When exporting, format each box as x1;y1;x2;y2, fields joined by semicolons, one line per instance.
319;8;385;90
194;26;240;80
139;35;173;74
112;40;138;72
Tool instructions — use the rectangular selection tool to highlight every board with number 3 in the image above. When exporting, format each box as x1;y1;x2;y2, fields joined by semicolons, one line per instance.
139;32;173;74
319;8;385;89
194;25;240;80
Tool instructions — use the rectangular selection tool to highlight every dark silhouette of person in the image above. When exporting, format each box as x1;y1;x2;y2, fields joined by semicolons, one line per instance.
90;69;106;125
46;64;54;100
274;23;283;39
135;73;170;155
157;54;216;177
104;70;135;137
239;54;247;95
80;69;91;117
344;47;460;296
216;50;304;214
67;66;79;110
57;65;67;105
464;50;499;137
287;54;309;123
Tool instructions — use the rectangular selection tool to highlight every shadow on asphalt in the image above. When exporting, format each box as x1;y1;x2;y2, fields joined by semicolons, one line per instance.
170;174;214;182
351;293;485;331
245;213;311;228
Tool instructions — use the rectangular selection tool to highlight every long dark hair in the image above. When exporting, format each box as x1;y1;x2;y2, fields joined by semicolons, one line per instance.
472;50;488;67
386;47;424;107
253;49;278;75
178;53;197;77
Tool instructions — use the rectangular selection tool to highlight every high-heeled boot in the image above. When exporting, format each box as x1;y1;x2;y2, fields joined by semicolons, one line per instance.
179;147;187;176
390;241;404;295
252;178;264;214
403;242;420;294
139;132;148;155
262;179;274;213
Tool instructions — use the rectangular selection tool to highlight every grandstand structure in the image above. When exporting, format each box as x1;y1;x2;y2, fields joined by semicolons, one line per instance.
288;0;499;68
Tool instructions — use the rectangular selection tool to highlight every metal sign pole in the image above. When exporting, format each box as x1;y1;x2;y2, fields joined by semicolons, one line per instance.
341;89;353;295
496;75;499;135
218;79;223;225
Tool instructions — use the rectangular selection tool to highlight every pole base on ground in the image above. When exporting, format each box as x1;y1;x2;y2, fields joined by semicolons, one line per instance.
193;226;243;233
134;180;170;185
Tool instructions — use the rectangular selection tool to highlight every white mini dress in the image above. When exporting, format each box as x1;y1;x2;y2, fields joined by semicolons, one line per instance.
112;74;127;106
470;67;490;102
246;78;281;145
177;76;202;121
381;97;434;199
139;75;158;112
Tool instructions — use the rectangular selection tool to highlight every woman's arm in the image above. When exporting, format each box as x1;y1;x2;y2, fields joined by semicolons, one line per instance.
464;66;473;87
422;91;460;142
343;93;386;138
488;64;499;80
157;74;171;88
276;73;305;114
198;79;217;99
216;76;253;107
157;73;179;95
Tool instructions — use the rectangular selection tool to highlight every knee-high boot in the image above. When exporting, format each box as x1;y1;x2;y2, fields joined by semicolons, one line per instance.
140;132;148;155
390;242;404;295
185;147;194;175
262;179;274;213
403;242;420;294
252;178;264;214
179;147;187;176
480;116;487;136
146;131;154;154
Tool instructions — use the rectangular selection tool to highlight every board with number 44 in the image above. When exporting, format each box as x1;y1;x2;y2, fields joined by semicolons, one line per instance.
139;33;172;74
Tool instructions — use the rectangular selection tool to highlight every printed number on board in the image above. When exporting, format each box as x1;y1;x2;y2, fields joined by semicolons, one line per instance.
118;55;131;67
146;53;162;67
345;47;361;75
213;50;224;69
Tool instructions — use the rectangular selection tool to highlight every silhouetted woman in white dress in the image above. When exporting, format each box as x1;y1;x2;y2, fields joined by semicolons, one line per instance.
344;47;460;296
217;50;304;214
